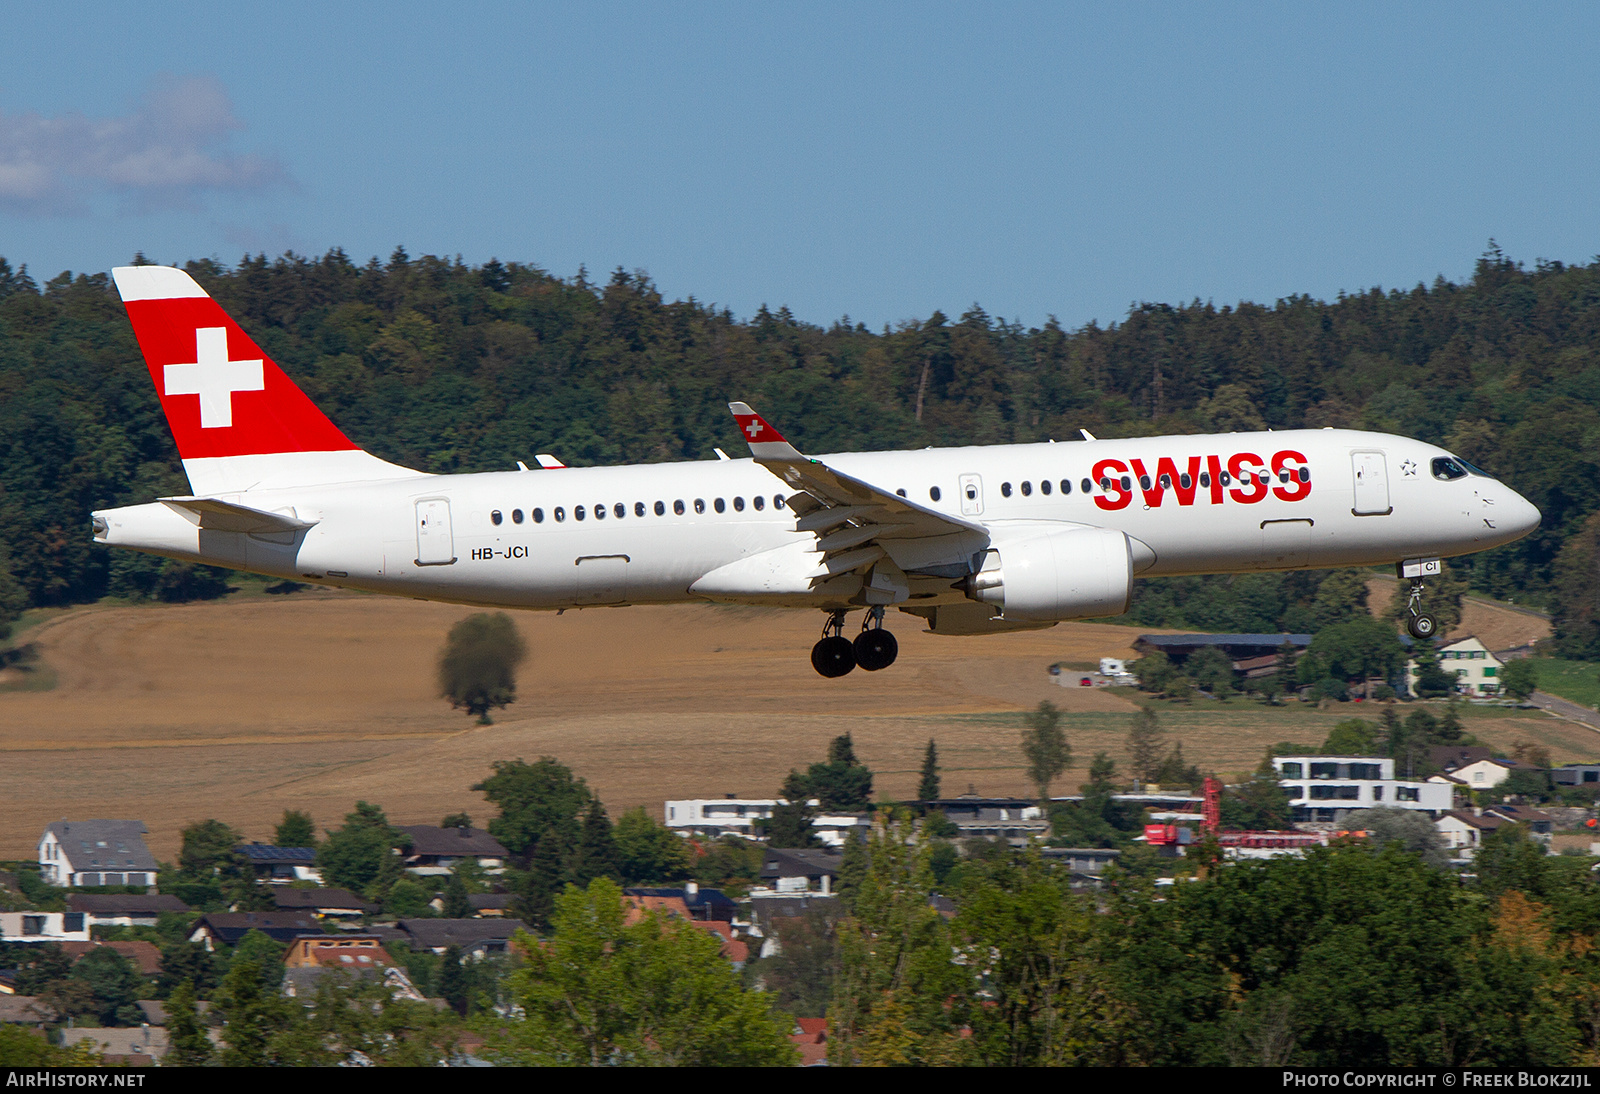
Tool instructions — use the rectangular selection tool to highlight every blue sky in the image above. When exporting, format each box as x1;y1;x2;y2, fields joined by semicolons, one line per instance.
1;2;1596;329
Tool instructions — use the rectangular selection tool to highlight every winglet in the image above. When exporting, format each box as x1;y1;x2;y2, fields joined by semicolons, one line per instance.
729;402;804;460
534;454;566;469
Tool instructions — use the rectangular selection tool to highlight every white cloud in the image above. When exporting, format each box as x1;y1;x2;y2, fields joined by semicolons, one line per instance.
0;75;291;216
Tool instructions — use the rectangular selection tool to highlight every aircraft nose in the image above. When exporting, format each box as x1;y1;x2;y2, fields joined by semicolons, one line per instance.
1506;490;1541;538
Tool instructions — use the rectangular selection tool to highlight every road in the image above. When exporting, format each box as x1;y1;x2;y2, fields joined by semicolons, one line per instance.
1534;690;1600;733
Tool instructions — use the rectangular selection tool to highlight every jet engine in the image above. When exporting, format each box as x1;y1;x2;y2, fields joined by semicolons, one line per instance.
964;525;1134;621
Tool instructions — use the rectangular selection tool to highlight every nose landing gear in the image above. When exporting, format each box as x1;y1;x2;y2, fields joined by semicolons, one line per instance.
810;608;899;677
1404;578;1437;640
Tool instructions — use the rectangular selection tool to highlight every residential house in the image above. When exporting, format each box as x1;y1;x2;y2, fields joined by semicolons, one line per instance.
1273;756;1453;823
468;893;513;917
280;934;425;1001
621;889;749;967
922;796;1050;844
1407;635;1505;697
270;887;375;920
395;825;508;877
60;1026;168;1064
0;911;89;944
1429;756;1542;793
0;996;50;1025
386;918;529;956
758;849;841;896
38;820;159;888
66;893;189;930
1436;811;1507;859
791;1018;828;1067
1554;764;1600;788
61;940;162;977
1483;803;1555;843
236;844;321;884
189;912;320;950
623;884;737;922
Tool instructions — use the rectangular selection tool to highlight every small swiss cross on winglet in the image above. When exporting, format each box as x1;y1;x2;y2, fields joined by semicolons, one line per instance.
728;402;804;461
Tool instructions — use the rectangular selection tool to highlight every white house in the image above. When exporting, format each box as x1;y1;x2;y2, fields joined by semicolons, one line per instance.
0;911;91;944
38;820;159;888
1407;635;1504;697
1436;810;1506;859
664;799;870;847
1273;756;1454;823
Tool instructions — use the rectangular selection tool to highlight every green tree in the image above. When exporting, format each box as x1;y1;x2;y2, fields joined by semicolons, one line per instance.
386;877;435;918
1127;706;1167;786
765;770;820;848
572;801;621;886
314;801;407;898
1186;645;1238;698
918;739;941;801
1500;658;1539;700
214;958;289;1067
442;873;474;919
807;733;873;812
1342;807;1449;869
438;944;470;1016
70;946;146;1026
1220;754;1294;830
1322;718;1377;754
274;810;316;848
1409;645;1458;698
1309;617;1406;685
475;757;595;860
745;905;839;1019
1020;701;1071;799
162;979;213;1066
1312;568;1371;629
487;878;796;1065
178;819;246;883
1552;510;1600;659
614;807;690;885
438;611;527;721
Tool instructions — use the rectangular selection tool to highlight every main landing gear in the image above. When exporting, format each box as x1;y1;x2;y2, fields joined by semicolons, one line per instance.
810;608;899;678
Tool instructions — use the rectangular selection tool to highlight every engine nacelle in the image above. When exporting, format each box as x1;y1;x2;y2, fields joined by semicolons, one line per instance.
966;525;1134;621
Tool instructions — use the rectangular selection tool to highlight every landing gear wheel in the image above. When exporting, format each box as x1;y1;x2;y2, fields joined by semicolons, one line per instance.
812;636;857;677
1408;613;1437;640
853;629;899;671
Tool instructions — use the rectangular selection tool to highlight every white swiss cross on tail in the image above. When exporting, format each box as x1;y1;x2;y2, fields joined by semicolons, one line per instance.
163;327;264;429
728;401;804;461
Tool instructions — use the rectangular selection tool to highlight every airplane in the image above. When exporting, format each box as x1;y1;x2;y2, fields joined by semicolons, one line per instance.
91;265;1542;677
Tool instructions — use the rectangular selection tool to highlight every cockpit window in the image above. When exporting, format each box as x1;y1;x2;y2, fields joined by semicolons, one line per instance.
1431;457;1468;481
1458;458;1494;478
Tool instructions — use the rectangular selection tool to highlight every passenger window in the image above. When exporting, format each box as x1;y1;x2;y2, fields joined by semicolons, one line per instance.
694;499;706;514
491;510;503;526
615;503;625;518
1219;472;1231;486
594;503;606;520
895;488;906;497
674;500;685;515
1179;474;1192;489
575;506;587;521
1079;479;1090;493
1060;479;1071;495
1431;457;1468;481
753;495;765;511
635;502;646;517
1040;480;1051;495
655;501;666;516
1001;482;1013;497
554;507;566;522
774;495;786;509
1139;475;1152;490
512;508;523;524
1021;481;1032;496
533;508;544;523
1099;477;1111;489
1158;474;1171;489
1299;467;1311;483
733;496;745;511
1121;476;1132;491
1200;472;1211;488
930;486;942;502
714;498;726;513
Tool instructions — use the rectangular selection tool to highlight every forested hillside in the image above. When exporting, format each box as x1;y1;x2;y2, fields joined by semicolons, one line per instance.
2;245;1598;653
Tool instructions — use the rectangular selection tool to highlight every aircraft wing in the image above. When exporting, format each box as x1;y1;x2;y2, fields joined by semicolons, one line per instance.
728;402;987;600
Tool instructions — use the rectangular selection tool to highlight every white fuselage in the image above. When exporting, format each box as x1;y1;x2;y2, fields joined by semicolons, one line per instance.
92;427;1540;616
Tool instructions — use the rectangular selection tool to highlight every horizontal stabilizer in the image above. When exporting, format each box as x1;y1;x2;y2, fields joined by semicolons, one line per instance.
159;497;318;534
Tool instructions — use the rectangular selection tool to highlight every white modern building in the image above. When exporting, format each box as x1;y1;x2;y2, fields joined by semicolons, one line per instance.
1273;755;1454;823
664;799;870;847
1407;636;1504;697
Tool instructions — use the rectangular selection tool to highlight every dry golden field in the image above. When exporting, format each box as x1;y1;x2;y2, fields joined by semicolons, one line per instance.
0;589;1590;860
